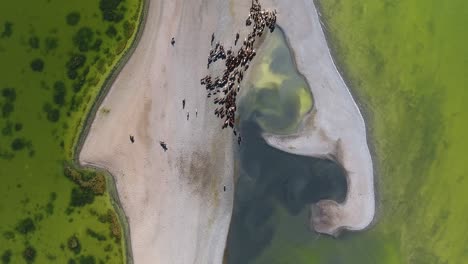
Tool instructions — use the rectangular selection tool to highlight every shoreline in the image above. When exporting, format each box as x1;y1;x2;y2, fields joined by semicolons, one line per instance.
79;0;376;263
73;0;149;262
314;0;382;230
78;0;253;262
262;0;376;236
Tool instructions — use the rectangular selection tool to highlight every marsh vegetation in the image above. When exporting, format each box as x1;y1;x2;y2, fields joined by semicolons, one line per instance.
0;0;143;262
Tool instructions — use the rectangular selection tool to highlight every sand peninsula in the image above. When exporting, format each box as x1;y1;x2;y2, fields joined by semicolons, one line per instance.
80;0;375;262
261;0;375;236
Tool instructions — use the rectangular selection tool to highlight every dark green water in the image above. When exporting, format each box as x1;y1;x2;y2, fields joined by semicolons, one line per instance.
227;29;347;264
239;29;313;135
226;120;347;264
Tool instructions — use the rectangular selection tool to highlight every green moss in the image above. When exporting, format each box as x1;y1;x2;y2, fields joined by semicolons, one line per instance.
53;81;66;106
0;150;14;160
86;228;107;241
11;138;27;151
73;27;94;52
67;235;81;254
44;37;58;52
67;69;78;80
1;22;13;38
1;88;16;102
22;246;36;263
66;54;86;80
45;202;54;215
46;108;60;122
66;12;81;26
103;244;113;252
123;21;135;39
16;217;35;234
69;187;94;207
29;36;40;49
1;103;14;118
78;255;96;264
1;250;12;264
91;38;103;52
42;102;60;122
105;26;117;38
2;231;15;240
99;0;124;22
14;122;22;131
30;58;44;72
2;121;13;136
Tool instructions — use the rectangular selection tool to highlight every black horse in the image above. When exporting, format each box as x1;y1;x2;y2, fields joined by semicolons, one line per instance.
159;141;168;152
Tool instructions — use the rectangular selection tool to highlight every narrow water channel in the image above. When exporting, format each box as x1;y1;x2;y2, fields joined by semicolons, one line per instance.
226;29;348;263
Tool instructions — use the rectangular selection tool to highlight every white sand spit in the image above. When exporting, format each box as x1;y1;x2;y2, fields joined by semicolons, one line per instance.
262;0;375;236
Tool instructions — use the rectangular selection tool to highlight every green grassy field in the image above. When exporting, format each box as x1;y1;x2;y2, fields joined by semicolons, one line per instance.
252;0;468;263
0;0;143;263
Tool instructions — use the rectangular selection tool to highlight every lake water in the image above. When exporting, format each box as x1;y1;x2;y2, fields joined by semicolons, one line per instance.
238;28;312;135
227;0;468;263
226;29;348;264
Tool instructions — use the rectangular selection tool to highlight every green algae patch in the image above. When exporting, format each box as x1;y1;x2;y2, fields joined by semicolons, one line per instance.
239;28;313;135
0;0;144;262
248;0;468;263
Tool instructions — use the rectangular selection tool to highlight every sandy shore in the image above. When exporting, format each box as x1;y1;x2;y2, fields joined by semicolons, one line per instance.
80;0;375;263
262;0;375;236
79;0;266;262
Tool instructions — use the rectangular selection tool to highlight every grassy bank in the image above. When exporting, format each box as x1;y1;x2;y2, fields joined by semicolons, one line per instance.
0;0;144;263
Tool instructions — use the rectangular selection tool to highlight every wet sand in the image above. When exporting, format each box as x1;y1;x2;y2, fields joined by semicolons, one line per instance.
80;0;375;263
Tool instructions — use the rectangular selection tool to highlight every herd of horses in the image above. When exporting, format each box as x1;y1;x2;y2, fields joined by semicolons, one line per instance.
201;0;277;145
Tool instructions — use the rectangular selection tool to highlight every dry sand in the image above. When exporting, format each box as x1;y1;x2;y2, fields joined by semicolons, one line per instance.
80;0;375;263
